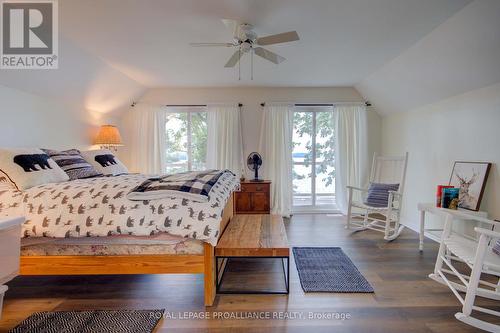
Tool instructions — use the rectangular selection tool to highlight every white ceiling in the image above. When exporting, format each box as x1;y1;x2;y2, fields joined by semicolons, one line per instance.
60;0;472;87
356;0;500;114
7;0;498;116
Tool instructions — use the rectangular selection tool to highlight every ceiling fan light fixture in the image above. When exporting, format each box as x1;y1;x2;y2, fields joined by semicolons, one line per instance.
190;19;300;79
241;42;252;52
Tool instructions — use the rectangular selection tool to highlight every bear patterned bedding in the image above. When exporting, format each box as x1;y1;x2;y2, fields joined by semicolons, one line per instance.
0;172;239;246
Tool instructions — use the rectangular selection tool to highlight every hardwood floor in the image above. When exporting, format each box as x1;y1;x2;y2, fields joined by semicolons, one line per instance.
1;214;498;332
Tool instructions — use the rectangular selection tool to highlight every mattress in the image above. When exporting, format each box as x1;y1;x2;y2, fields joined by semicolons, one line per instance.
0;172;238;246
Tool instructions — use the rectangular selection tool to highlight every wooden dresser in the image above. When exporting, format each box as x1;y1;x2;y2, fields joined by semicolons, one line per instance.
234;180;271;214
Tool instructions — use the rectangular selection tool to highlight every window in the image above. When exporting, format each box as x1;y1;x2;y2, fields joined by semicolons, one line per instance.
165;107;207;173
292;106;336;211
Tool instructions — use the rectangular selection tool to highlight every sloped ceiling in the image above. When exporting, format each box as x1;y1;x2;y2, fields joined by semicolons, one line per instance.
356;0;500;115
59;0;470;87
2;0;497;116
0;37;146;115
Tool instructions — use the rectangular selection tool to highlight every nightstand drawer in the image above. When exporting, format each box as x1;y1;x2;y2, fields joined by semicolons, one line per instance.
241;183;270;193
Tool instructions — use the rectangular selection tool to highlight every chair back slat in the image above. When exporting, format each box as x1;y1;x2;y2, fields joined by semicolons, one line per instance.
370;153;408;192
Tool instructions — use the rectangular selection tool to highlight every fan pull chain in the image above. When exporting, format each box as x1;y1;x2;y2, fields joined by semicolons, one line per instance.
238;48;241;81
251;49;254;80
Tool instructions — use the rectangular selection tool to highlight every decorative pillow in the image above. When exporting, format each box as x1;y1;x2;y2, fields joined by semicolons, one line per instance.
80;149;128;176
0;148;69;190
42;149;103;180
493;240;500;256
364;183;400;208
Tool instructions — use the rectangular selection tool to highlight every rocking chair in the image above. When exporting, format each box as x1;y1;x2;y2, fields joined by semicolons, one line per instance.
429;214;500;332
346;152;408;241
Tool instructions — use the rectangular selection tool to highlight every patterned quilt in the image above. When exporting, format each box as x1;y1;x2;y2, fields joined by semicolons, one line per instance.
0;172;239;246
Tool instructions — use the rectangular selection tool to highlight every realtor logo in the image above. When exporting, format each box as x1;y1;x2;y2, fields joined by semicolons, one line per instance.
1;0;58;69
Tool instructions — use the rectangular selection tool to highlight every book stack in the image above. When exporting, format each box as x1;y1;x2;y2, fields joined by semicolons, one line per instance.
441;187;460;209
436;185;453;207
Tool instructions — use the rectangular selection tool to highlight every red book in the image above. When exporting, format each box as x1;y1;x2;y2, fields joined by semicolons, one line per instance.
436;185;453;207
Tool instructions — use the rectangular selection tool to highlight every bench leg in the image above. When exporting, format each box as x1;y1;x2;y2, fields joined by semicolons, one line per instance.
282;257;290;294
204;243;216;306
216;256;289;294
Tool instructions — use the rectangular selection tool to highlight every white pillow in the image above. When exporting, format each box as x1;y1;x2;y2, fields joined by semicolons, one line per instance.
0;148;69;190
81;149;128;176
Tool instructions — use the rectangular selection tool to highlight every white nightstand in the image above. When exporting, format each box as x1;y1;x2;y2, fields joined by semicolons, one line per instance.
0;216;24;319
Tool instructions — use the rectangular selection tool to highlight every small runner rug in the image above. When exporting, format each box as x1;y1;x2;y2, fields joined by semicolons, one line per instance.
9;309;165;333
293;247;374;293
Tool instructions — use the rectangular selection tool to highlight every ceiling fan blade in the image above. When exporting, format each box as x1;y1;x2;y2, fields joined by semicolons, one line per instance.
224;50;242;68
189;42;234;47
222;19;242;39
254;47;285;64
256;31;299;45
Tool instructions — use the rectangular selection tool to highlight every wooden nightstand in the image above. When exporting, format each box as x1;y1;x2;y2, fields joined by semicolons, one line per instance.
235;180;271;214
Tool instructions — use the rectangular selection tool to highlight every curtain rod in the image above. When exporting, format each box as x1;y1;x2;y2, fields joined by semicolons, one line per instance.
260;102;372;107
166;104;243;107
131;102;243;107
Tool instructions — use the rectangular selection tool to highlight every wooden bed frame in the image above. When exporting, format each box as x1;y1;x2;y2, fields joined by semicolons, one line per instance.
19;194;235;307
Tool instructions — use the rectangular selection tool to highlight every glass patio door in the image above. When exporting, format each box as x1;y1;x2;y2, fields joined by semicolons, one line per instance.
292;106;336;211
164;107;207;174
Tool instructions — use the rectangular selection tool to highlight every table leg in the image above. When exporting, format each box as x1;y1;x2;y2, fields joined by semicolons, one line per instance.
216;257;289;294
419;210;425;252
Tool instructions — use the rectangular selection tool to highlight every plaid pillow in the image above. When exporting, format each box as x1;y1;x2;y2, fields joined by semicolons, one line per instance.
42;149;102;180
364;183;400;208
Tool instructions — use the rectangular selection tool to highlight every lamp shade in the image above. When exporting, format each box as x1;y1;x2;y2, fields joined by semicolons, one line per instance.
94;125;123;146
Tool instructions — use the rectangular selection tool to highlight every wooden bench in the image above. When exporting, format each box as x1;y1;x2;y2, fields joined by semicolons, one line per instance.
215;214;290;294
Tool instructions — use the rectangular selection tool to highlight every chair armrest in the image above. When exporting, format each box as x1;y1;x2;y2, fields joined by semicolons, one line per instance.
346;185;368;193
474;227;500;239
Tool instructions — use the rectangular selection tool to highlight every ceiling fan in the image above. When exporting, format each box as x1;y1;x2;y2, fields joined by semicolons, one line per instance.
190;19;300;80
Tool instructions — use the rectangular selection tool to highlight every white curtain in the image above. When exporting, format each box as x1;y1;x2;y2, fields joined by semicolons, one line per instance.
128;103;167;175
334;105;368;214
206;104;244;177
259;104;294;217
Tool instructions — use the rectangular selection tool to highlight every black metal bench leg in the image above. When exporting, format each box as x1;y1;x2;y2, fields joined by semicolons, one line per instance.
216;256;290;294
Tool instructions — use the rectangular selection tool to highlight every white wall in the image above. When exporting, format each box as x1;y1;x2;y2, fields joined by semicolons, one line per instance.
382;82;500;232
0;84;118;150
119;87;381;178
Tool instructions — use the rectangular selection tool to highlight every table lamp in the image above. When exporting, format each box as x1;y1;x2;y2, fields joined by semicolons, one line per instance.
94;125;123;151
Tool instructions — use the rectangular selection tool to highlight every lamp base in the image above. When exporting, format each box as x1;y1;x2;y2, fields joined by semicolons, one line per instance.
100;145;119;152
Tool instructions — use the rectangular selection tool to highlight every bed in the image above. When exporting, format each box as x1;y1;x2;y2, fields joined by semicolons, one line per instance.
0;172;238;306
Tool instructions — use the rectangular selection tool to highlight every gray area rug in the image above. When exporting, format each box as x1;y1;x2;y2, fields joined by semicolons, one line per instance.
293;247;374;293
9;309;165;333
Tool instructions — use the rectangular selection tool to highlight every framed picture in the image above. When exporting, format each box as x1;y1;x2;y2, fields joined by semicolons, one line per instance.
449;161;492;211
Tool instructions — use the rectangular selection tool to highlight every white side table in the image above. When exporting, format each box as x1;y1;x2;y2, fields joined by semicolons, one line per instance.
417;203;488;251
0;216;24;319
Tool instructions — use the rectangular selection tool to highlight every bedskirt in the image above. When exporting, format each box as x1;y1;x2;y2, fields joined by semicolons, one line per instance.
20;236;204;256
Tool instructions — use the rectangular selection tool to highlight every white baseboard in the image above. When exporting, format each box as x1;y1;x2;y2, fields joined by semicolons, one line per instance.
401;219;419;233
400;219;441;243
